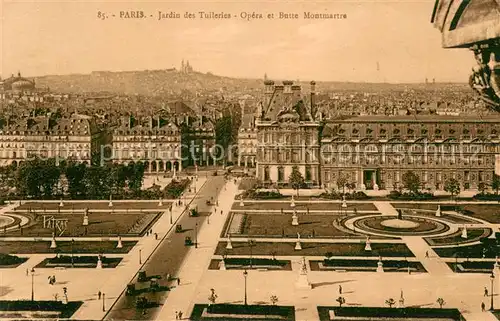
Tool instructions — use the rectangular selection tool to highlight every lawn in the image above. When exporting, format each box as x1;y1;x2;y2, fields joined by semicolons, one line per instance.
190;304;295;321
5;212;161;237
461;204;500;224
317;307;462;321
393;203;500;224
35;255;122;268
215;242;414;257
433;244;499;259
15;201;172;211
447;261;497;273
0;240;136;254
310;259;426;273
240;214;364;238
232;202;378;212
208;258;292;271
425;228;492;246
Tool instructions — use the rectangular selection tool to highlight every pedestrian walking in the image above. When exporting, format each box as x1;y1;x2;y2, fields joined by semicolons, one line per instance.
98;291;101;300
175;311;179;319
484;287;489;297
178;311;183;319
177;278;181;285
26;268;28;276
155;233;158;240
425;251;429;258
339;285;342;294
481;302;486;311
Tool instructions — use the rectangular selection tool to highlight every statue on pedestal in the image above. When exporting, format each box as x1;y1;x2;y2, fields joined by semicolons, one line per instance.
295;232;302;250
83;208;89;226
291;209;299;226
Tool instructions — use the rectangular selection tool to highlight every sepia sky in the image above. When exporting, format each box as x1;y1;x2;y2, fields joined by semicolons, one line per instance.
1;0;474;83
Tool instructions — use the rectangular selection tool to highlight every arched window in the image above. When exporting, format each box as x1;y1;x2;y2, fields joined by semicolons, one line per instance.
305;166;312;181
278;166;284;182
264;166;270;181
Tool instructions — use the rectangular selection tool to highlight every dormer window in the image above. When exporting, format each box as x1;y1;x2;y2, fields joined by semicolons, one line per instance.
393;129;400;135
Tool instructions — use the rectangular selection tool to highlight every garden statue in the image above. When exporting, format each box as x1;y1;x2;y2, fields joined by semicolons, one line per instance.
291;209;299;226
436;205;441;217
295;232;302;250
117;236;123;249
341;195;347;208
96;254;103;269
290;195;295;208
377;256;384;273
364;236;372;251
50;232;57;249
83;209;89;226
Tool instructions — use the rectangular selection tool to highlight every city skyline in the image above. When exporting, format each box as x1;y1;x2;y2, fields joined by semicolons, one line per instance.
1;0;474;83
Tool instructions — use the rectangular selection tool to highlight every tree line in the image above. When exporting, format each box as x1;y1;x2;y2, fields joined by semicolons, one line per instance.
0;158;145;200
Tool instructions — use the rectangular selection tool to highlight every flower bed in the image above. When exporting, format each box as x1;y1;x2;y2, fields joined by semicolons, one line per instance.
215;242;414;257
310;259;426;273
0;253;28;267
425;228;491;246
0;300;83;319
190;304;295;321
35;255;122;268
317;307;462;321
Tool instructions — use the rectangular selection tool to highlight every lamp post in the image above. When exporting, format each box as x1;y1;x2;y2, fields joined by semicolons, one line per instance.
195;221;198;248
71;239;74;268
491;273;495;311
169;206;173;224
30;268;35;301
243;269;248;305
139;249;142;265
102;293;105;312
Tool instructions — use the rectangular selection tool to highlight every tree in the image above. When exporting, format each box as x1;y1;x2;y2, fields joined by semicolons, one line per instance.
270;295;279;305
65;161;87;199
336;296;346;307
402;171;421;194
444;178;460;199
478;182;487;195
385;298;396;308
336;173;348;194
289;166;305;196
436;297;446;308
492;175;500;195
215;115;233;164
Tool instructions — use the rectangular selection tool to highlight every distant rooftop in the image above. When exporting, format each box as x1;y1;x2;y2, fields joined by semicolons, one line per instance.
336;115;500;123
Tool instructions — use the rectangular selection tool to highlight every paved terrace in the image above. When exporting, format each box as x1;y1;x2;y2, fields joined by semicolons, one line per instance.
0;178;206;321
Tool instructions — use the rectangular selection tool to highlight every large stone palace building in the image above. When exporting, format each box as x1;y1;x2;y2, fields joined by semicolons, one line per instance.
255;80;500;191
256;80;321;186
321;115;500;191
0;114;106;166
112;116;182;173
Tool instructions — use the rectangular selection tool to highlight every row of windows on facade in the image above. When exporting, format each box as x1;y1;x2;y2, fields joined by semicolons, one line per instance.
323;144;500;153
334;124;500;134
323;171;493;183
112;151;180;159
336;127;500;137
262;166;314;182
113;136;180;141
320;155;495;166
259;150;318;163
259;134;318;145
114;143;181;149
